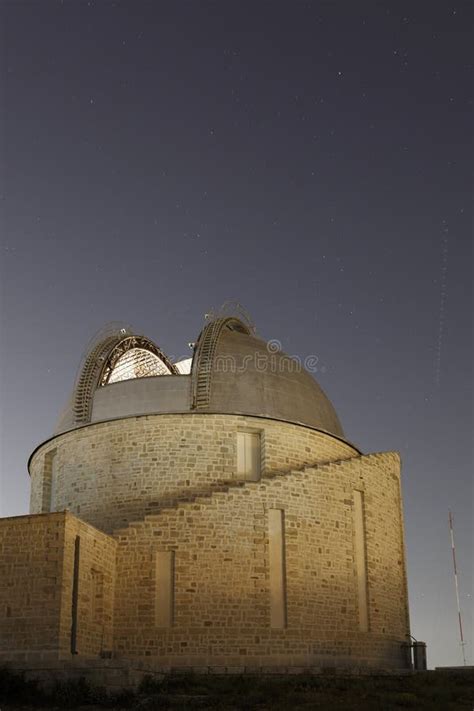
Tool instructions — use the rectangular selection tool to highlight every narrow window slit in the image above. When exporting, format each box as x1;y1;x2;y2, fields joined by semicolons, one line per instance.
268;508;287;629
155;551;175;628
353;490;369;632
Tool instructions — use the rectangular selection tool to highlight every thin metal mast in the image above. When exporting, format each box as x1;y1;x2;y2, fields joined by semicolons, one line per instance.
448;511;467;666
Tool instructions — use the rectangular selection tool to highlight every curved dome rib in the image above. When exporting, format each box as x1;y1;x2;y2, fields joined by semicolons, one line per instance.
73;333;177;426
73;335;122;426
191;317;251;410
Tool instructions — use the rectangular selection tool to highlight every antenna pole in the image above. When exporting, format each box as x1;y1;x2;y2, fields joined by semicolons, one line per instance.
448;511;467;666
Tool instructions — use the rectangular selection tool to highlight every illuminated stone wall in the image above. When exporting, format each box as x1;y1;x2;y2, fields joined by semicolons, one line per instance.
3;450;409;670
113;450;409;669
0;513;65;660
0;512;116;662
29;414;358;533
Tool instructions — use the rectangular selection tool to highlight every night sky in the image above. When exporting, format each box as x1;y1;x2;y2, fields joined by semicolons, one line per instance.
1;1;472;668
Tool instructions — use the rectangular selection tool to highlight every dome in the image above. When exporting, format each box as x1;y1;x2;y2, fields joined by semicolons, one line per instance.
54;317;344;440
192;318;344;437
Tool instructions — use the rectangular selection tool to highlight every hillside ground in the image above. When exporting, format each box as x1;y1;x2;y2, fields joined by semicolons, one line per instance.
1;666;473;710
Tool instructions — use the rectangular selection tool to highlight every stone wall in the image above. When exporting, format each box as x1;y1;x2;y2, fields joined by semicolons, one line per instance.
29;414;358;533
3;449;409;671
113;451;409;669
59;515;117;658
0;513;65;661
0;512;116;662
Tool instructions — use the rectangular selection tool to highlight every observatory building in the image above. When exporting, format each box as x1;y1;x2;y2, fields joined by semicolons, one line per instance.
0;312;411;680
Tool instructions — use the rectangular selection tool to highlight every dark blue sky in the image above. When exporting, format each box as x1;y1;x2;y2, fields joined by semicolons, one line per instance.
1;1;472;668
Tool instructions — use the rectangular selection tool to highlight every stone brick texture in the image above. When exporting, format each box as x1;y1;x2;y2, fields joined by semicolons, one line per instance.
113;450;409;669
0;512;116;662
29;414;358;532
1;414;410;671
